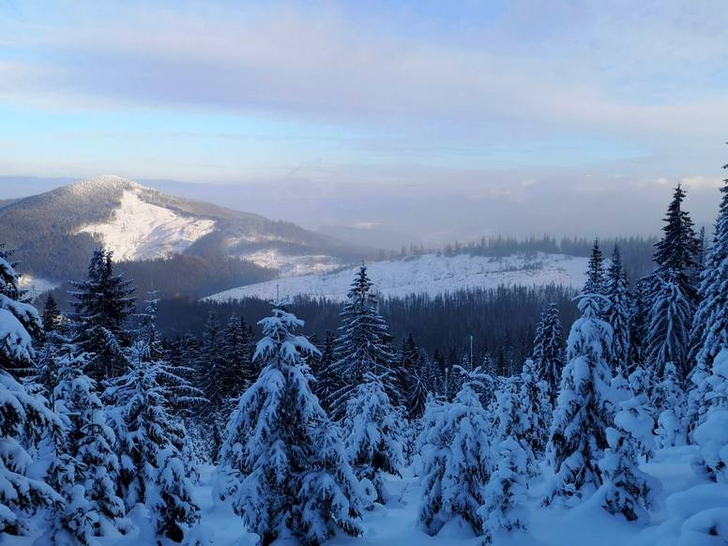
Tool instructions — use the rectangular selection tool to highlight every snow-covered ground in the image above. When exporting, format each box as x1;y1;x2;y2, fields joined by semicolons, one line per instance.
207;252;589;302
76;190;216;261
188;448;725;546
237;249;341;277
4;446;724;545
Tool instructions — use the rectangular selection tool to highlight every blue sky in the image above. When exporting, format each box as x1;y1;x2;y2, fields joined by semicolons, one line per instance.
1;1;727;240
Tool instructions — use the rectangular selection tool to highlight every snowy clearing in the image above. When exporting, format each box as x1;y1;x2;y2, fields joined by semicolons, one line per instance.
207;252;589;302
76;190;216;261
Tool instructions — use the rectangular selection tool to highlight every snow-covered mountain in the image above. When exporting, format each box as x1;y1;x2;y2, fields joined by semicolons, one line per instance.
0;175;372;283
206;251;589;302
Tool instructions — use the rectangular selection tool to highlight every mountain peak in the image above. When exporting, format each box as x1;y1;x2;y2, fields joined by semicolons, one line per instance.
66;174;146;195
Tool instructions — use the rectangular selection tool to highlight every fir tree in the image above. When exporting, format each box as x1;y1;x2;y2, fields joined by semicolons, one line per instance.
52;351;127;538
653;184;701;296
312;330;336;410
597;394;659;521
647;269;693;378
531;302;564;407
69;249;135;381
221;313;255;396
42;294;62;336
217;302;363;545
396;332;420;417
583;239;606;296
480;438;529;544
605;246;631;374
419;375;491;536
328;265;397;418
691;165;728;373
105;342;199;541
0;251;43;376
520;359;552;458
343;372;404;505
628;278;651;372
544;295;613;506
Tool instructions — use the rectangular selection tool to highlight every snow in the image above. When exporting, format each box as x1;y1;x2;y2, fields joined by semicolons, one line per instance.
17;274;60;298
75;190;216;261
3;446;728;545
207;252;589;302
237;249;340;276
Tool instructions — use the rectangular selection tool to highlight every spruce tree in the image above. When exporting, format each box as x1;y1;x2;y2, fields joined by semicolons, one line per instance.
69;249;135;381
217;302;363;545
544;295;613;506
419;376;491;536
628;278;651;373
531;302;564;406
343;372;404;505
0;251;64;534
583;239;606;296
653;184;701;297
691;166;728;373
480;438;529;544
105;342;199;541
42;294;62;336
328;265;397;418
647;269;693;378
50;350;129;541
605;246;631;375
597;394;659;521
0;250;43;376
520;359;552;458
397;332;420;417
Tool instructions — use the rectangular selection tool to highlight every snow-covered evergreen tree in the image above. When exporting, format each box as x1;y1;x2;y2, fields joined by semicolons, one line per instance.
691;170;728;373
692;349;728;482
0;371;63;534
105;342;199;541
479;438;529;544
221;313;256;396
628;278;651;373
583;239;606;296
343;372;404;505
51;350;128;538
605;246;631;374
41;294;62;336
69;249;135;380
328;265;397;418
0;250;43;377
0;251;63;534
597;394;659;521
653;184;701;301
419;375;491;536
652;362;685;445
217;301;363;545
531;302;564;406
520;359;552;458
544;294;613;506
647;269;693;378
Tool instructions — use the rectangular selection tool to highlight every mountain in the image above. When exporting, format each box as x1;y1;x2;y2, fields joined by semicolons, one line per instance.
0;175;373;297
206;251;589;302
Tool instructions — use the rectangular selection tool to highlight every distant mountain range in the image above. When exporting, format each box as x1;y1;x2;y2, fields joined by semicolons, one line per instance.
0;175;374;298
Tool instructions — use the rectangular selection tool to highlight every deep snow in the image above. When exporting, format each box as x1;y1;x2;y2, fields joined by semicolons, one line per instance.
6;446;722;545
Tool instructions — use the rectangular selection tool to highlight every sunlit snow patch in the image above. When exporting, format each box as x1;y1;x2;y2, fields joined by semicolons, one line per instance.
76;190;216;261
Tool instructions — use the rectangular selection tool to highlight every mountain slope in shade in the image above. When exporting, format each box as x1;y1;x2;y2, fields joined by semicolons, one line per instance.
0;175;372;283
206;251;589;302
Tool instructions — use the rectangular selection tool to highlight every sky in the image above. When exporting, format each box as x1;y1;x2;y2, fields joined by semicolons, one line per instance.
1;0;727;246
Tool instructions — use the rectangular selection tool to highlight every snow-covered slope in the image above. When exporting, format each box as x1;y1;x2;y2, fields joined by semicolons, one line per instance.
76;189;216;261
206;252;589;302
